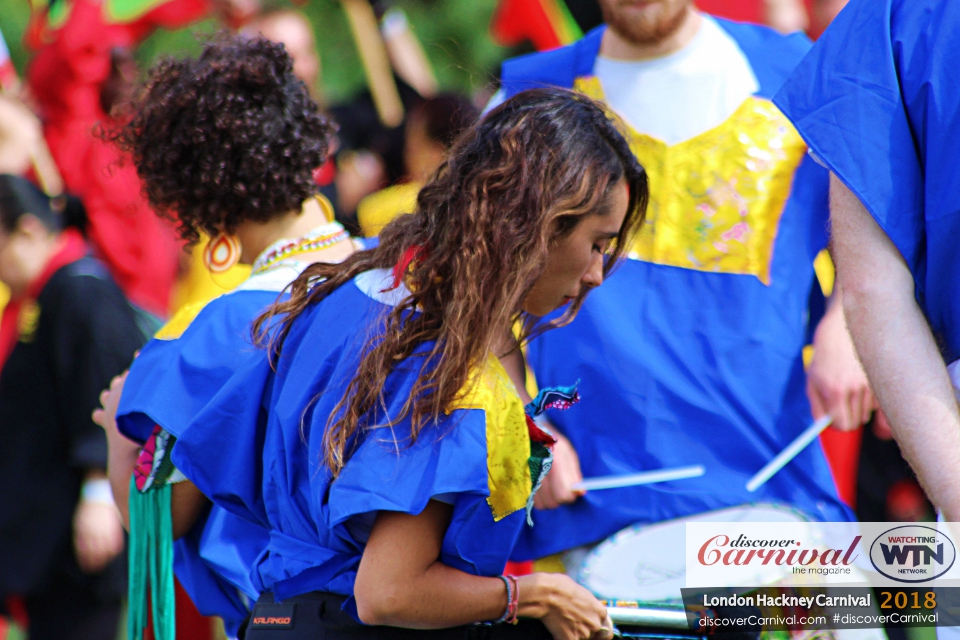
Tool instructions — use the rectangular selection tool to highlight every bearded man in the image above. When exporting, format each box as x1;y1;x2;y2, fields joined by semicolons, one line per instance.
495;0;874;568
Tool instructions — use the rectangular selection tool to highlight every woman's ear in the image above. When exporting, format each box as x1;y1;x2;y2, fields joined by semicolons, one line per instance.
15;214;56;242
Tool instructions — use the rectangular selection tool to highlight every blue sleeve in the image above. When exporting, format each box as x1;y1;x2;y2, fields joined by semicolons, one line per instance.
500;26;604;98
171;350;275;527
118;291;278;443
773;0;954;279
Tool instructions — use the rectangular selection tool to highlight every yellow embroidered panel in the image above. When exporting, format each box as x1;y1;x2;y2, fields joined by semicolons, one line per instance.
154;299;211;341
450;354;531;522
575;77;808;284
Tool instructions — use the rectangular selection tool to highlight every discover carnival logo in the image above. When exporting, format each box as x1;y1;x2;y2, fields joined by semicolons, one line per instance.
869;525;956;583
697;533;860;572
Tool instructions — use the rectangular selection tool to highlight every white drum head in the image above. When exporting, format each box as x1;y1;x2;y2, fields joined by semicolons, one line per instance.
579;503;811;602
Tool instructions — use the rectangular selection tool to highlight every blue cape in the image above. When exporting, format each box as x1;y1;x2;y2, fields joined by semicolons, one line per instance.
117;264;310;633
774;0;960;362
501;19;851;560
172;270;530;618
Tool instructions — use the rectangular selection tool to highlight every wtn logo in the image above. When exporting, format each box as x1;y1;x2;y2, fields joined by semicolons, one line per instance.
870;526;956;583
880;543;944;567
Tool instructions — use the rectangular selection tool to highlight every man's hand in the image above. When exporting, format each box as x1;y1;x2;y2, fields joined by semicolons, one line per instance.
808;288;876;432
73;493;125;574
535;430;586;510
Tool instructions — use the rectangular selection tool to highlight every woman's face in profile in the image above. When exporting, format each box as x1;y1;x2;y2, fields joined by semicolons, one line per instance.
522;179;629;317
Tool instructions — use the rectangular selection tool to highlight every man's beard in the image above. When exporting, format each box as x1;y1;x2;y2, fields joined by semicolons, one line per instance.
602;0;690;46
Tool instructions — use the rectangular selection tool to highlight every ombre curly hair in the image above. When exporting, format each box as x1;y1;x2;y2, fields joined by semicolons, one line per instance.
256;88;648;475
109;34;335;244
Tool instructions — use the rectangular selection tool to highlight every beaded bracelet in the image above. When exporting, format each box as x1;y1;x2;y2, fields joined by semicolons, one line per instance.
504;574;520;625
492;575;513;624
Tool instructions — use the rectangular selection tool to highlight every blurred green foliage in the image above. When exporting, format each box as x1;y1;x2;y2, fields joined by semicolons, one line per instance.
0;0;508;105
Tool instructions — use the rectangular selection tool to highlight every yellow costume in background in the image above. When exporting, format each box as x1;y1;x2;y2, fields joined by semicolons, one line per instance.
169;237;250;314
356;181;420;237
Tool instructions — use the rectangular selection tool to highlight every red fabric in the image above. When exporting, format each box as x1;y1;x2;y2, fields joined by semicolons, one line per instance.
2;596;28;630
390;245;426;290
504;560;533;576
142;579;214;640
0;228;87;369
0;61;16;92
26;0;208;316
313;158;336;187
491;0;564;51
819;428;862;508
695;0;763;23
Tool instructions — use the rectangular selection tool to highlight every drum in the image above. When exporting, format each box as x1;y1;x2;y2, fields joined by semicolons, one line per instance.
579;503;813;638
580;503;812;603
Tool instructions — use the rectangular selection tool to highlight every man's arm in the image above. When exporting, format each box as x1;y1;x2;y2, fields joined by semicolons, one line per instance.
807;279;876;431
830;173;960;520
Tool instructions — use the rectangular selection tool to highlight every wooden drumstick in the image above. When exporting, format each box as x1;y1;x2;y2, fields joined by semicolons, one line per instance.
745;415;833;492
340;0;405;128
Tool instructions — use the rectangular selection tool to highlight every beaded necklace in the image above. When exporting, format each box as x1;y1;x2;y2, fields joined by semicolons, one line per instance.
251;222;350;275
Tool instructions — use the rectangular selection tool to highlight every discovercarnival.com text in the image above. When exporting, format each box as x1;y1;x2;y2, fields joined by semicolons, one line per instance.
700;615;827;629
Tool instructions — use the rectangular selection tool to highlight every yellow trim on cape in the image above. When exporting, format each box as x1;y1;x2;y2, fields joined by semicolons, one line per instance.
450;354;532;522
574;76;808;285
154;299;212;341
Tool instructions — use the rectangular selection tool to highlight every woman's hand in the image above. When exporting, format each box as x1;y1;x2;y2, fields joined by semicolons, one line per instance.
534;430;585;509
518;573;614;640
93;372;139;528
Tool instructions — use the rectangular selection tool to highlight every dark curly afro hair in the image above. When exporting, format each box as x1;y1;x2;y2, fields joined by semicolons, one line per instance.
112;34;336;244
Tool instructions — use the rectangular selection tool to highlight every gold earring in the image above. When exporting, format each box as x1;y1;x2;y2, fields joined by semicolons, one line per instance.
315;194;336;223
203;232;242;273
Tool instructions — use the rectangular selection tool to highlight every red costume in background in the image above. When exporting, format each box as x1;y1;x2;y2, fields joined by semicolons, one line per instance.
26;0;209;315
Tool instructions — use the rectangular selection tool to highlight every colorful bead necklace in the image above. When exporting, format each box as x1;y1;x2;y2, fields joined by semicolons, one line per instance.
251;222;350;275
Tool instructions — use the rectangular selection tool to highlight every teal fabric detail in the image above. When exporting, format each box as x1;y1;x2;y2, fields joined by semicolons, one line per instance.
127;475;176;640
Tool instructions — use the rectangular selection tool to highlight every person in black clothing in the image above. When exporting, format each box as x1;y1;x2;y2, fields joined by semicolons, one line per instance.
0;175;143;640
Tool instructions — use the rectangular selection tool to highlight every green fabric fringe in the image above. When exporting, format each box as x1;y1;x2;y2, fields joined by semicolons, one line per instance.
128;476;176;640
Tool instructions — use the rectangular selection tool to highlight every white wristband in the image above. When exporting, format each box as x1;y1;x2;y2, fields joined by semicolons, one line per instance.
380;7;409;39
81;478;114;505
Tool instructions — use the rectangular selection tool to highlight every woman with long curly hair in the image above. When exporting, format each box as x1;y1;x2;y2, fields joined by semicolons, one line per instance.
169;87;648;640
92;35;366;638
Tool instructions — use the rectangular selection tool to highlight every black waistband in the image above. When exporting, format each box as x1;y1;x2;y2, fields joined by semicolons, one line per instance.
241;592;553;640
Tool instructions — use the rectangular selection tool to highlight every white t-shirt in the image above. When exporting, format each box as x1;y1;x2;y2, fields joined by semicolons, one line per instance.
594;16;758;145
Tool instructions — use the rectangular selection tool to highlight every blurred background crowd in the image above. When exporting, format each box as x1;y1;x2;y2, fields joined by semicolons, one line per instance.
0;0;932;638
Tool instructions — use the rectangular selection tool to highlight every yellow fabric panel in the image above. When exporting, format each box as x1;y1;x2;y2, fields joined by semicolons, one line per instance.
813;249;835;297
575;77;807;284
357;182;421;237
0;283;8;318
169;238;250;315
532;553;567;574
804;251;835;367
450;353;532;522
154;299;209;341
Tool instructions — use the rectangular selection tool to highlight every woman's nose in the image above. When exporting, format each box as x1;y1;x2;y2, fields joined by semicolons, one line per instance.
582;253;604;289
